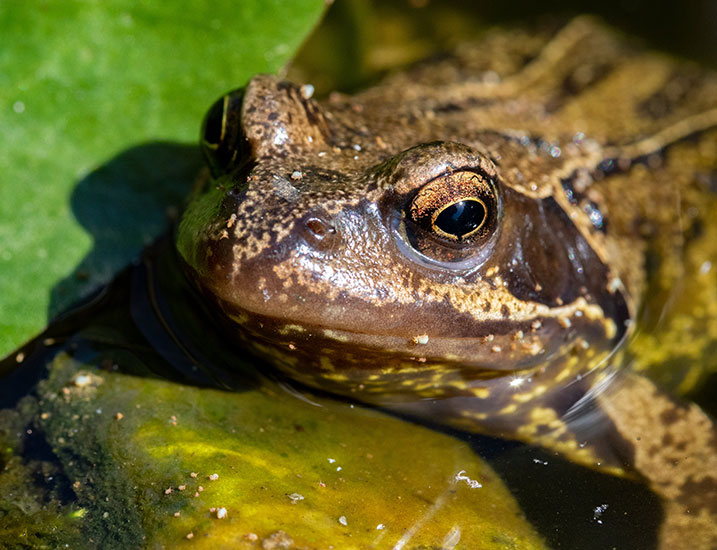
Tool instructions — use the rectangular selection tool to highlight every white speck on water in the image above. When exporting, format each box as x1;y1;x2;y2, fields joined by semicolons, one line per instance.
13;101;25;113
442;526;461;549
287;492;304;503
336;466;342;472
352;143;362;151
73;374;92;387
593;503;609;524
455;470;482;489
338;515;348;526
700;261;712;275
533;458;549;466
376;524;385;530
327;458;336;463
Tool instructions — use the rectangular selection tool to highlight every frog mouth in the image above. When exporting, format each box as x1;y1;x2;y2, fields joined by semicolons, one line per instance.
140;249;621;415
219;299;621;382
175;250;626;399
210;304;624;415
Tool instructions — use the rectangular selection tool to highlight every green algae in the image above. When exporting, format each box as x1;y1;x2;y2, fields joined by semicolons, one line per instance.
0;400;84;549
0;351;550;549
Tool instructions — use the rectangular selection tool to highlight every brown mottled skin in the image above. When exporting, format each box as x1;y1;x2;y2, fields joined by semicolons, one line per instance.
177;18;717;548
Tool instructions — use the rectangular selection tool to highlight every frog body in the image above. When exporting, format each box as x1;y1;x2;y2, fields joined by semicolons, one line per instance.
177;17;717;548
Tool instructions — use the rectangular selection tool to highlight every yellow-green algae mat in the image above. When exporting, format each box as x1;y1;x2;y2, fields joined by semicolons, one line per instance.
0;353;548;550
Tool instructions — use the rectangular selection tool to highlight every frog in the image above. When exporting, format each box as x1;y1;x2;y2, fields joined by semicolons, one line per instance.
176;17;717;549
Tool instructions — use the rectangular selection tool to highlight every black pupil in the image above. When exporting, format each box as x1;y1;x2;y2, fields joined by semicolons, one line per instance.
434;199;486;238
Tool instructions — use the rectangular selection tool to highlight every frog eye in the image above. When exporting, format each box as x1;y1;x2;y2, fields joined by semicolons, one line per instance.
400;170;501;265
201;88;247;177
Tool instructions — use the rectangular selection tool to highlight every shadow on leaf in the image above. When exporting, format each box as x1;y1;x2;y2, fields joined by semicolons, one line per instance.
49;142;202;318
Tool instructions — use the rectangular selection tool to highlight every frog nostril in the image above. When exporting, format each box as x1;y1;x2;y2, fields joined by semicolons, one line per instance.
305;217;335;240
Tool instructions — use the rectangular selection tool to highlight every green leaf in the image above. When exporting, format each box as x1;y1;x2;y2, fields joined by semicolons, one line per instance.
0;0;326;358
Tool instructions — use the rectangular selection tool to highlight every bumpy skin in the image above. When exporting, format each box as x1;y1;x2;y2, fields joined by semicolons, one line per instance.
177;18;717;548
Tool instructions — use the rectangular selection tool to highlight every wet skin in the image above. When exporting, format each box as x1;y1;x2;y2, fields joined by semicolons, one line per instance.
177;17;717;549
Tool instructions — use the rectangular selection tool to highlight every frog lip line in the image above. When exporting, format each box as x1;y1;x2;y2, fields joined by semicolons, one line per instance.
232;310;616;382
216;282;616;334
222;307;612;372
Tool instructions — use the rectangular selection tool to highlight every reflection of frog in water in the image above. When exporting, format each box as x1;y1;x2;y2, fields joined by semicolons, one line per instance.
177;18;717;549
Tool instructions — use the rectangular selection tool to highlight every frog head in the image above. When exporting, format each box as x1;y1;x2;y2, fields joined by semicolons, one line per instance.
177;75;631;415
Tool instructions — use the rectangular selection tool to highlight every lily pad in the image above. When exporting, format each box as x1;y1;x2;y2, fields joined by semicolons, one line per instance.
0;0;326;358
0;352;549;550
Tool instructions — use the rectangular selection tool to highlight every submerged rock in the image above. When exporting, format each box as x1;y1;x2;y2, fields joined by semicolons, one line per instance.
0;397;84;549
0;352;548;549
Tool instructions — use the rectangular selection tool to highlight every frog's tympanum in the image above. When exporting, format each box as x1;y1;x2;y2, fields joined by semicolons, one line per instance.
177;18;717;548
